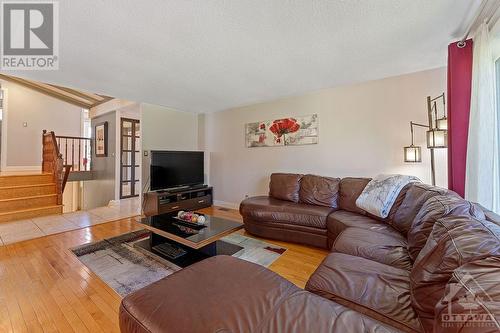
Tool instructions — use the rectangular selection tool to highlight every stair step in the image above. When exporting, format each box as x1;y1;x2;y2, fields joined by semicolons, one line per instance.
0;174;53;187
0;183;57;199
0;205;63;223
0;194;58;211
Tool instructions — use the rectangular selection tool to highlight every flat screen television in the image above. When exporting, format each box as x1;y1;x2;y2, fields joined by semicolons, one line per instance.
150;151;204;191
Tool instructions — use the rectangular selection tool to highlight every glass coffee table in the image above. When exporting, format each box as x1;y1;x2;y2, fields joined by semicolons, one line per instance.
135;212;244;268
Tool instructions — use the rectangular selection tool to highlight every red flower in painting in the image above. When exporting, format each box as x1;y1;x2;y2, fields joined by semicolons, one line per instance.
269;118;300;139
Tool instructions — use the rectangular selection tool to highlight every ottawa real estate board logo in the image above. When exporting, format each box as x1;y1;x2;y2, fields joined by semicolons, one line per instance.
441;272;498;329
1;1;59;70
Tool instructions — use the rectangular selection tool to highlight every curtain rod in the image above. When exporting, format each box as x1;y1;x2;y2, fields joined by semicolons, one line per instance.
458;0;489;48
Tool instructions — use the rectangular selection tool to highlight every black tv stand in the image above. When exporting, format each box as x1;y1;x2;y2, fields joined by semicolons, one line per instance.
189;184;209;190
144;186;213;216
156;184;208;194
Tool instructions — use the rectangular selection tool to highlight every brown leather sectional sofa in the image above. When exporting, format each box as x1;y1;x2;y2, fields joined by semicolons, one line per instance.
119;173;500;333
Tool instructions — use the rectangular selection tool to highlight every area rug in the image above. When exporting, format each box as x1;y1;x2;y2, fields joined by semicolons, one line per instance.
71;230;286;296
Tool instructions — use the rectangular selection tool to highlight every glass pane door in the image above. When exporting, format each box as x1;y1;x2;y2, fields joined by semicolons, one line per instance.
120;118;140;198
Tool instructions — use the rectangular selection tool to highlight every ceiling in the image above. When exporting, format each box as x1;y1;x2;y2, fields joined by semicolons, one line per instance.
0;74;113;108
3;0;480;113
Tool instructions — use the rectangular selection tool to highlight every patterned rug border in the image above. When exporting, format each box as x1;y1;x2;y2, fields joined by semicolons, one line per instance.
71;229;150;256
70;230;287;296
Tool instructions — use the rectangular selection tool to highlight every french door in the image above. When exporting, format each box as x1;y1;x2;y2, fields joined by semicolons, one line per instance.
120;118;140;198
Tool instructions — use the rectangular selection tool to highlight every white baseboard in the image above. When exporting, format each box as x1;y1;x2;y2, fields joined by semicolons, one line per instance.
0;165;42;172
213;200;239;210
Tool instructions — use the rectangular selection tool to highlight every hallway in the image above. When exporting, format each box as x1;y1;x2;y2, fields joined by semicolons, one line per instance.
0;197;140;245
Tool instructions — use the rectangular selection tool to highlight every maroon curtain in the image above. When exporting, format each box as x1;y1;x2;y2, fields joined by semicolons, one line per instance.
447;39;473;197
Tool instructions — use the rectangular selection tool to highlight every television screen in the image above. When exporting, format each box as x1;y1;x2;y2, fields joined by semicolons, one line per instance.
150;151;204;191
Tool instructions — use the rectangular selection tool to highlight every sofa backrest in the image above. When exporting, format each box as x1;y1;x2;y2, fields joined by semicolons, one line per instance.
269;173;303;202
391;183;452;235
267;173;420;220
299;174;340;208
410;215;500;331
478;203;500;227
338;177;371;214
407;195;485;261
377;182;413;222
338;177;411;222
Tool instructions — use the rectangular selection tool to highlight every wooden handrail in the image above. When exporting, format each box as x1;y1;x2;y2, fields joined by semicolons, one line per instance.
42;130;71;205
56;135;92;140
55;135;91;172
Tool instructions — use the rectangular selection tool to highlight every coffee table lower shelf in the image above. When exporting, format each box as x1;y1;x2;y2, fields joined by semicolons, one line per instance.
134;233;243;268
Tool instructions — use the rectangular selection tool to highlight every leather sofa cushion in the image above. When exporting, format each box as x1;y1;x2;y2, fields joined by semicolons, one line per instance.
240;196;334;229
434;257;500;333
263;289;404;333
120;255;297;333
305;253;423;332
243;218;328;248
339;177;371;214
299;174;340;208
327;210;396;240
391;183;451;236
269;173;302;202
120;255;402;333
407;195;485;261
410;216;500;331
244;218;327;235
332;227;412;270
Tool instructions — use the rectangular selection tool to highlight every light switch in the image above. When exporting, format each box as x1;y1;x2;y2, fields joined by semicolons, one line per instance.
144;151;148;156
23;122;27;127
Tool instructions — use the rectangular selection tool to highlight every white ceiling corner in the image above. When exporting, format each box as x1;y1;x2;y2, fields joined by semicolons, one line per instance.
3;0;480;113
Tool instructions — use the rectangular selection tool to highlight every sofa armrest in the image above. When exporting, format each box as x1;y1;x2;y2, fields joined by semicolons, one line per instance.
476;203;500;226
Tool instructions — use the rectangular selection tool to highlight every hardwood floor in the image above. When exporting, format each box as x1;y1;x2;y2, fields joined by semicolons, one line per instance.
199;206;329;288
0;206;328;332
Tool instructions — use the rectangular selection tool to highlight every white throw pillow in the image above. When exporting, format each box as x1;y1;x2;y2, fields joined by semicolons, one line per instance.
356;174;421;218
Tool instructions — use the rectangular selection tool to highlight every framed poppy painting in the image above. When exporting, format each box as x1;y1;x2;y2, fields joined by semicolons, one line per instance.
245;114;318;148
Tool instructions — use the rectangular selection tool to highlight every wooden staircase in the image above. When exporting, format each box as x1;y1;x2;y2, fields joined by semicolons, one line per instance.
0;131;72;223
0;173;63;222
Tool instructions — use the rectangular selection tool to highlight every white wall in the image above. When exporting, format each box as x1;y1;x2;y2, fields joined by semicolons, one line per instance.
204;68;448;208
89;99;142;204
1;79;82;169
62;181;80;213
83;111;117;210
141;103;200;191
141;103;199;151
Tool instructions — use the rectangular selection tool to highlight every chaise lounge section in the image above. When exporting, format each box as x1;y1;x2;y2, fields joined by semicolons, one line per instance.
120;255;402;333
120;173;500;333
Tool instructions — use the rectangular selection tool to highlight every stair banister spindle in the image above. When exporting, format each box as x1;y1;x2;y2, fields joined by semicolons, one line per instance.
84;139;88;171
71;138;75;171
48;133;92;175
78;139;81;171
65;138;68;166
